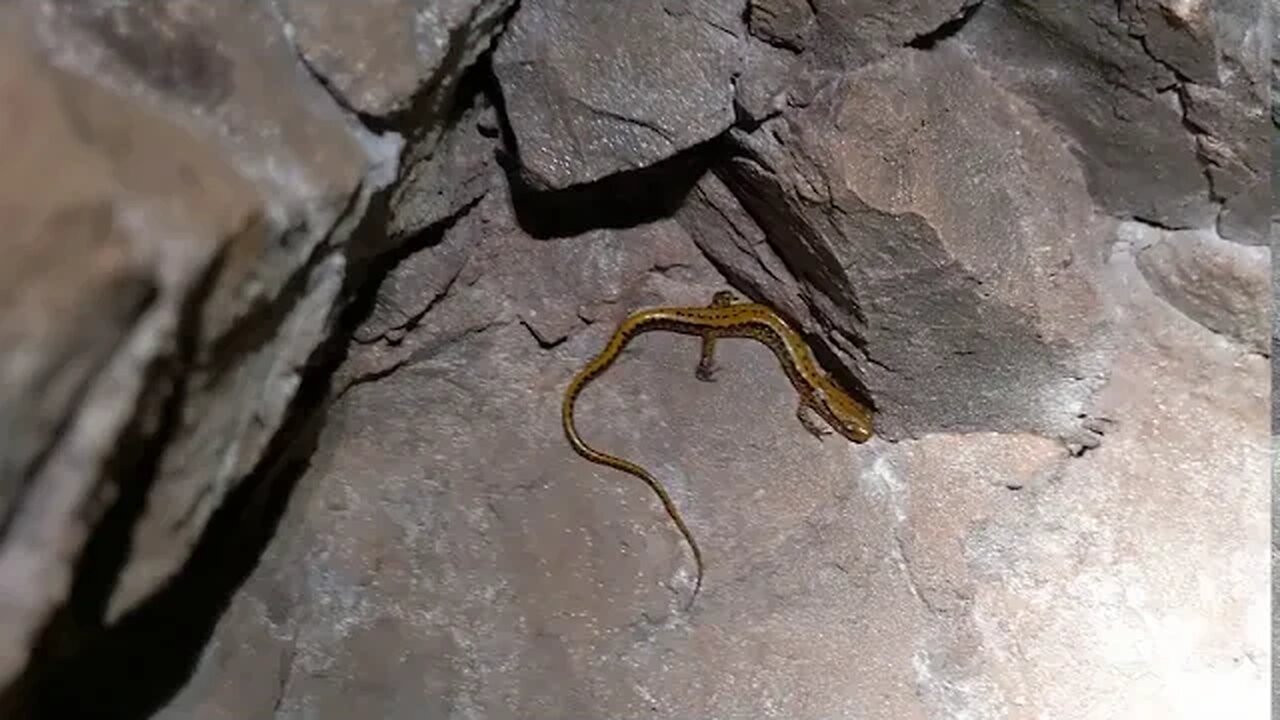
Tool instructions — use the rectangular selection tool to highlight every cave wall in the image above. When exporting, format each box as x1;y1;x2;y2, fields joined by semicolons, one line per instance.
0;0;1271;718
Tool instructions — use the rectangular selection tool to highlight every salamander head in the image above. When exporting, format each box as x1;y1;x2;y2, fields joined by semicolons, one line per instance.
818;381;874;442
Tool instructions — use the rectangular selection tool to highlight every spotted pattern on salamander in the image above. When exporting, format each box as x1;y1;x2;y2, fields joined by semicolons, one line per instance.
561;291;873;608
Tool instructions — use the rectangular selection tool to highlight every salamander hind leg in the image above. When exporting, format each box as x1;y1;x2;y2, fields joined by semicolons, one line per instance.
695;291;737;382
796;400;833;440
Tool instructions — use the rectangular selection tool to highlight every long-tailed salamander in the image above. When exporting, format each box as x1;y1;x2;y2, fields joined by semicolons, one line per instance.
561;290;873;607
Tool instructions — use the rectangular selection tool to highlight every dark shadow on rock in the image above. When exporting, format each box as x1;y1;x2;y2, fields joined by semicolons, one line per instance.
502;144;714;239
21;395;321;720
483;61;714;239
0;167;451;719
904;2;983;50
6;280;332;719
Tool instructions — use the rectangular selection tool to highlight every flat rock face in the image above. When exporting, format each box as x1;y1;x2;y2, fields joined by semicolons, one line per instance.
961;0;1271;243
278;0;515;118
0;0;1269;716
687;45;1112;442
1132;223;1270;353
806;0;980;65
0;0;412;713
159;183;1267;719
492;0;745;189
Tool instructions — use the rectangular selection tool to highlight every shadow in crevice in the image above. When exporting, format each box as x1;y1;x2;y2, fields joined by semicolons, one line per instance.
0;37;525;720
501;144;715;239
904;1;984;50
22;396;322;720
7;258;340;719
483;57;715;240
0;248;222;719
3;149;439;720
7;95;505;716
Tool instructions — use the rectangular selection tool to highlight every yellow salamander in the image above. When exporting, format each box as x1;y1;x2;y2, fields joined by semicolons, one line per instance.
561;290;873;607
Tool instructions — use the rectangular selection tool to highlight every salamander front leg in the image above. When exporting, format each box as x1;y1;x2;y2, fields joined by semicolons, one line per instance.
695;291;737;382
796;400;833;440
695;337;718;382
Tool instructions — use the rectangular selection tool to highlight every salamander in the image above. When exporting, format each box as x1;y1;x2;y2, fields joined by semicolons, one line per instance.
561;290;873;607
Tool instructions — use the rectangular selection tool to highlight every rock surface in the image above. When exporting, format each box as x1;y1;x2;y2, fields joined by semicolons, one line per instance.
0;0;1269;717
0;0;420;715
806;0;980;66
962;0;1271;241
277;0;515;119
687;44;1113;444
157;181;1267;720
492;0;746;189
1132;223;1270;353
385;91;503;248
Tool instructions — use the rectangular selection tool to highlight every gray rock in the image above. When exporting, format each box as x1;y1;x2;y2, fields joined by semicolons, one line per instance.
688;45;1112;442
1182;76;1271;246
961;1;1212;229
385;93;503;250
276;0;516;118
159;162;1268;720
733;37;805;126
1120;0;1220;85
746;0;816;51
1133;225;1270;353
492;0;745;189
963;0;1271;242
0;0;406;705
806;0;980;67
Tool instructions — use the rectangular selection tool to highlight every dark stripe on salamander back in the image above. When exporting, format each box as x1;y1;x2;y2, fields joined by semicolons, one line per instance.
740;321;813;400
565;311;666;450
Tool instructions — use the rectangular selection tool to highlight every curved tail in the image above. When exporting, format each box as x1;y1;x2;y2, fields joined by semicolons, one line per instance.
561;338;705;607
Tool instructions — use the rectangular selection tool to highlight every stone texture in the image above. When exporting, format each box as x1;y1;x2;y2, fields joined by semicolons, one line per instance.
949;246;1268;719
1182;78;1272;245
385;91;502;249
1130;224;1270;353
747;0;816;51
962;0;1271;242
0;0;412;711
806;0;980;66
160;178;1267;719
492;0;745;189
688;44;1112;443
960;1;1208;229
1120;0;1221;85
276;0;516;119
732;37;807;126
1;0;1270;716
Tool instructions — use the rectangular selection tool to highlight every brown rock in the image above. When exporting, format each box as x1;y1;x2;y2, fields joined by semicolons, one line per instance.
1;0;1269;716
492;0;745;189
278;0;516;118
0;0;404;708
960;1;1212;229
807;0;980;66
747;0;815;51
688;45;1111;441
1132;225;1270;353
159;169;1267;720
